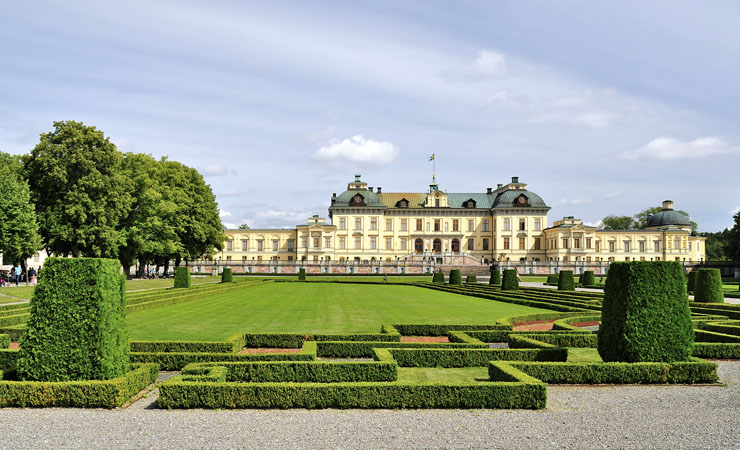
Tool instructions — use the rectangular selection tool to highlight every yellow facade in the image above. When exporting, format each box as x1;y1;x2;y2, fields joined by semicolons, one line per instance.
217;176;705;265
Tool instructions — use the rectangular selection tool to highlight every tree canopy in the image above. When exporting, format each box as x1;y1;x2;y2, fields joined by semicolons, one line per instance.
727;212;740;262
600;206;697;232
0;151;41;266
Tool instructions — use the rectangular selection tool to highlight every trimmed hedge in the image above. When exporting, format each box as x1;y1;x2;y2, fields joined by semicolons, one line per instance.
694;269;724;303
174;266;191;288
298;268;306;281
221;268;233;283
692;343;740;359
465;275;477;284
557;271;575;291
183;360;398;383
489;269;501;286
694;329;740;343
687;270;698;293
130;341;236;354
159;379;546;410
580;271;595;287
598;261;694;363
389;324;509;337
0;334;9;349
0;363;158;408
316;341;486;359
448;270;462;285
502;270;519;291
546;274;558;285
0;349;18;371
386;347;567;367
131;348;316;371
513;333;598;348
432;271;445;283
17;258;130;382
499;359;718;384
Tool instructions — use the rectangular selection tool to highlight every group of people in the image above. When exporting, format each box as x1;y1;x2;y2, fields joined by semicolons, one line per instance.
0;265;38;287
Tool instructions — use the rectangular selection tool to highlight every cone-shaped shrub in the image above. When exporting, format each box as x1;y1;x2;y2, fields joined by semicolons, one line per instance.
465;275;477;284
558;270;575;291
502;269;519;291
694;268;724;303
489;269;501;285
221;267;233;283
17;258;129;381
580;270;595;286
687;270;698;293
432;271;445;283
546;274;558;284
449;269;462;285
174;266;191;288
598;261;693;362
298;268;306;281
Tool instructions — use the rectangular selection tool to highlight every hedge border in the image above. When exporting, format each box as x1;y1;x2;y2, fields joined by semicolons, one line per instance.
182;360;398;383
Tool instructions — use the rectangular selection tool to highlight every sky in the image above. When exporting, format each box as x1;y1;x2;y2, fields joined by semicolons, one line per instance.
1;1;737;232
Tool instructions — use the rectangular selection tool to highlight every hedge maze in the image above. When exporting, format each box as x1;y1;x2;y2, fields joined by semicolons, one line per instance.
0;261;738;410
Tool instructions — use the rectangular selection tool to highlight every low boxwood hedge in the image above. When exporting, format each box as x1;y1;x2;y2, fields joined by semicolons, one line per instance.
174;266;191;288
512;333;598;348
546;274;559;285
0;334;9;349
465;275;477;284
497;359;718;384
182;360;398;383
385;347;567;367
317;341;487;358
432;272;445;283
691;342;740;359
0;363;158;408
694;329;740;343
389;323;509;337
502;270;519;290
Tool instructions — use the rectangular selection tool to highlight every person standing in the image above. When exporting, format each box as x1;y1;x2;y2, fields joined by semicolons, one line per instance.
14;264;21;286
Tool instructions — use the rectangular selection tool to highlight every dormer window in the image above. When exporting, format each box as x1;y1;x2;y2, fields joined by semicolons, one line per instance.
396;198;409;208
464;199;476;208
350;194;366;206
514;194;530;207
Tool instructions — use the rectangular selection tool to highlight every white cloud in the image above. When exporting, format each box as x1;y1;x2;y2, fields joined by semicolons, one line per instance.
311;135;400;168
619;137;740;161
439;50;507;82
113;138;134;152
200;163;230;176
219;209;231;218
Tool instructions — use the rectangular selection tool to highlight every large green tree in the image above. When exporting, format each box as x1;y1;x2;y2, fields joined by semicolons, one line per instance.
23;121;132;257
727;212;740;262
699;229;730;261
0;152;41;267
600;215;636;230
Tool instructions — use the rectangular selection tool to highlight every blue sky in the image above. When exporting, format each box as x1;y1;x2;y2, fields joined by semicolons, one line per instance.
1;1;737;231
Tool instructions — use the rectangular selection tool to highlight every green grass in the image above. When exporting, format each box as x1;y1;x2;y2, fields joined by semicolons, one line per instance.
250;275;430;283
567;347;603;363
126;282;550;341
0;286;36;302
397;367;489;384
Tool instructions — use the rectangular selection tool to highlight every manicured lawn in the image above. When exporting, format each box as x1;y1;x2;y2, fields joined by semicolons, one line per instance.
567;347;603;363
397;367;489;384
125;276;220;291
0;286;36;302
247;275;431;283
126;282;550;341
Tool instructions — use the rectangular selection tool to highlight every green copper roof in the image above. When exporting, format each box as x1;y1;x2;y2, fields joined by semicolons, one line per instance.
330;189;386;208
446;193;496;209
491;189;548;209
647;209;691;227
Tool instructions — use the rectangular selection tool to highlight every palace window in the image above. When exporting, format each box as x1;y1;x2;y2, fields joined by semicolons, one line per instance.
385;238;392;250
242;256;248;261
574;238;580;249
301;237;308;248
503;218;510;231
416;219;423;231
325;237;331;248
468;219;475;232
452;219;459;232
354;217;362;230
519;219;526;231
654;241;660;252
503;237;510;250
257;240;264;251
639;241;645;252
444;222;448;232
482;219;489;232
586;238;592;249
370;217;377;230
434;219;441;232
339;217;346;230
482;238;489;250
225;240;233;251
426;222;430;232
519;238;526;250
313;237;320;248
226;256;231;261
534;237;541;250
562;238;569;249
385;219;392;231
400;237;407;250
401;219;408;231
624;241;631;252
534;218;541;231
272;240;279;251
257;256;263;261
467;239;474;251
674;238;681;249
435;199;440;207
354;237;361;249
287;240;294;251
595;241;600;252
241;239;249;251
339;237;346;249
608;241;615;252
370;236;377;249
288;255;293;261
313;256;319;262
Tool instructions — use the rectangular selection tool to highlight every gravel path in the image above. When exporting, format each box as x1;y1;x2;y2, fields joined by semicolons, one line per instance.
0;361;737;449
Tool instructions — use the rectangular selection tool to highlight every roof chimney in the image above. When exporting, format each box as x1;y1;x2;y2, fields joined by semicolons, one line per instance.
376;186;382;193
332;193;336;198
354;174;361;182
497;183;503;189
368;187;374;192
662;200;674;210
487;187;492;194
512;176;519;184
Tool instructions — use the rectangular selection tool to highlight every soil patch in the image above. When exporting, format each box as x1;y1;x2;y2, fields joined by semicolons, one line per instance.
239;348;302;354
571;321;600;327
513;319;555;331
9;342;19;350
401;336;449;343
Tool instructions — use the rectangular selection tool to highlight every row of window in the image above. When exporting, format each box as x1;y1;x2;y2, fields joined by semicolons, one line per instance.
547;237;692;252
336;217;544;232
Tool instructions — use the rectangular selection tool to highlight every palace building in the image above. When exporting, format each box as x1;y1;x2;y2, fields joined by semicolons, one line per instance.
217;175;705;272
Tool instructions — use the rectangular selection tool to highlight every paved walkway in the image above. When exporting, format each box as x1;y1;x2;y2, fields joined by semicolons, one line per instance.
0;361;737;449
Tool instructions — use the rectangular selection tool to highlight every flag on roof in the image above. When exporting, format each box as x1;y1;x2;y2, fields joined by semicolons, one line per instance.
428;153;435;161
